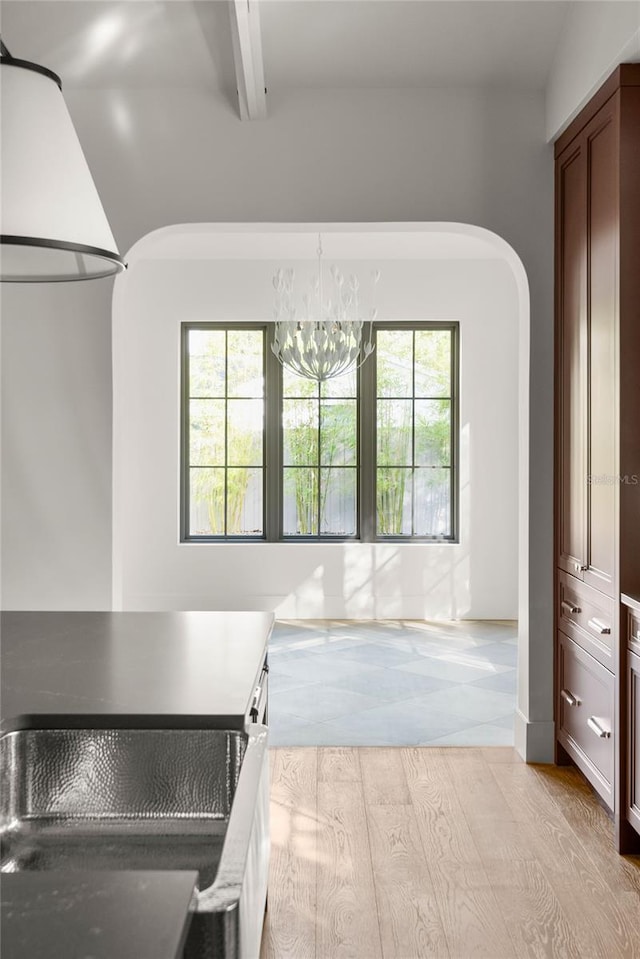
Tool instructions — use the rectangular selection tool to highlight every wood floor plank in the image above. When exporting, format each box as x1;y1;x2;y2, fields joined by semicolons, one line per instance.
490;762;640;957
360;747;411;804
318;747;361;783
366;803;450;957
260;749;317;959
317;779;383;959
428;859;518;958
485;860;583;959
401;747;482;863
444;748;523;823
532;763;640;894
539;877;639;959
488;761;602;872
443;750;538;862
262;748;640;959
404;750;516;957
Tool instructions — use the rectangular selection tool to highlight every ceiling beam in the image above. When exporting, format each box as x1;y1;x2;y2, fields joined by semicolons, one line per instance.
229;0;267;121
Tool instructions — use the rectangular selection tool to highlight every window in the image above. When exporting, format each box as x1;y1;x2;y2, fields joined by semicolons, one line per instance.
374;327;454;537
184;326;265;537
181;322;458;542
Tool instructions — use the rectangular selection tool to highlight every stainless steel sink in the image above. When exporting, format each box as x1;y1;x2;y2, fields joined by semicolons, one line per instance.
0;726;270;959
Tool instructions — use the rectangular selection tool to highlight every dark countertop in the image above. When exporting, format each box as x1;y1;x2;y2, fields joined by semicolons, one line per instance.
1;871;198;959
1;610;273;732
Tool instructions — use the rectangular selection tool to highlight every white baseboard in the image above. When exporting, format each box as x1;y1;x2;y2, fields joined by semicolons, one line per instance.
514;710;555;763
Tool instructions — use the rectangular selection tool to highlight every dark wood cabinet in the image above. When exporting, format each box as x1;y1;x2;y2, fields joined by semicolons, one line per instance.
555;65;640;852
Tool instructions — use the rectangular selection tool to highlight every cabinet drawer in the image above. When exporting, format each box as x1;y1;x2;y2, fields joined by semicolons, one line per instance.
557;570;614;668
557;631;614;807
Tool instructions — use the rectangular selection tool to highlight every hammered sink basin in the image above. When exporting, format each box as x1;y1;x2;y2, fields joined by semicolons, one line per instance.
0;727;270;959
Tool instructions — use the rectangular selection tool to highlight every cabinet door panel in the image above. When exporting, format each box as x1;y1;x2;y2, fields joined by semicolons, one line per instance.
557;146;587;577
586;109;618;596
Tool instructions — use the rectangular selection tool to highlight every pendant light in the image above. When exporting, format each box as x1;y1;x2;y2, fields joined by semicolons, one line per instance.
271;234;379;382
0;38;125;281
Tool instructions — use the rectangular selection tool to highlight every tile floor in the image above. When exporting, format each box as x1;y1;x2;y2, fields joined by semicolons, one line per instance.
268;619;517;746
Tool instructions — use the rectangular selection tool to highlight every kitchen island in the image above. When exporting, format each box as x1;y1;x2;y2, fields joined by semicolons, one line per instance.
1;610;274;959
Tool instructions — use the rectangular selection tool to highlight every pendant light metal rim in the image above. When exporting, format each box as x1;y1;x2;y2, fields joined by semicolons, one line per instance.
0;235;127;282
0;55;62;89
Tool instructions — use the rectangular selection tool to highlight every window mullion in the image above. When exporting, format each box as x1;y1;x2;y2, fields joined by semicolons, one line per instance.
180;325;190;541
359;329;376;542
412;329;416;537
316;384;321;538
265;332;281;542
224;330;228;537
451;325;459;543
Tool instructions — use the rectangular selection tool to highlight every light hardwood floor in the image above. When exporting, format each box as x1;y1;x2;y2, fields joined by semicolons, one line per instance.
260;747;640;959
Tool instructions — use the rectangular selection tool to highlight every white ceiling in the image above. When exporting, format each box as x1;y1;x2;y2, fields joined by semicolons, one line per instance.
1;0;571;95
260;1;569;91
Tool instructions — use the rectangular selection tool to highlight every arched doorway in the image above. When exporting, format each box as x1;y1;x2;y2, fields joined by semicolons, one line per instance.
113;222;549;760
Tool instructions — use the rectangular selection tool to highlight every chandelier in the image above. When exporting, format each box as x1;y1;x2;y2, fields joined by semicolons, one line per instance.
271;235;380;382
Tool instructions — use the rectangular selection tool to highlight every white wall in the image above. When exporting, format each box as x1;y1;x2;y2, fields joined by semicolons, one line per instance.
113;242;519;619
546;0;640;140
1;280;113;609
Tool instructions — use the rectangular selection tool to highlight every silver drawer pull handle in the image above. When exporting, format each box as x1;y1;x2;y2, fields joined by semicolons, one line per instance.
574;563;587;572
587;618;610;635
587;716;611;739
561;688;580;707
561;600;580;614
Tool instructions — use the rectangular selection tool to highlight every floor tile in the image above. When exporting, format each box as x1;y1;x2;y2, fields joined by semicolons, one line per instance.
396;655;511;685
269;620;518;747
271;633;366;656
330;667;455;702
464;641;518;667
335;641;425;668
269;722;329;747
272;651;384;686
392;632;498;652
469;669;517;694
321;698;475;746
421;723;514;746
267;710;314;735
268;671;321;695
490;713;516;730
305;724;398;747
272;683;381;723
417;684;516;724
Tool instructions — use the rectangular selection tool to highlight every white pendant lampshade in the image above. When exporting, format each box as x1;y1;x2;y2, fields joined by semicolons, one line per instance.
0;52;125;281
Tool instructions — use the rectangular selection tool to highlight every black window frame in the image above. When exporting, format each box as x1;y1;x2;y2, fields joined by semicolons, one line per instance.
181;320;459;543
